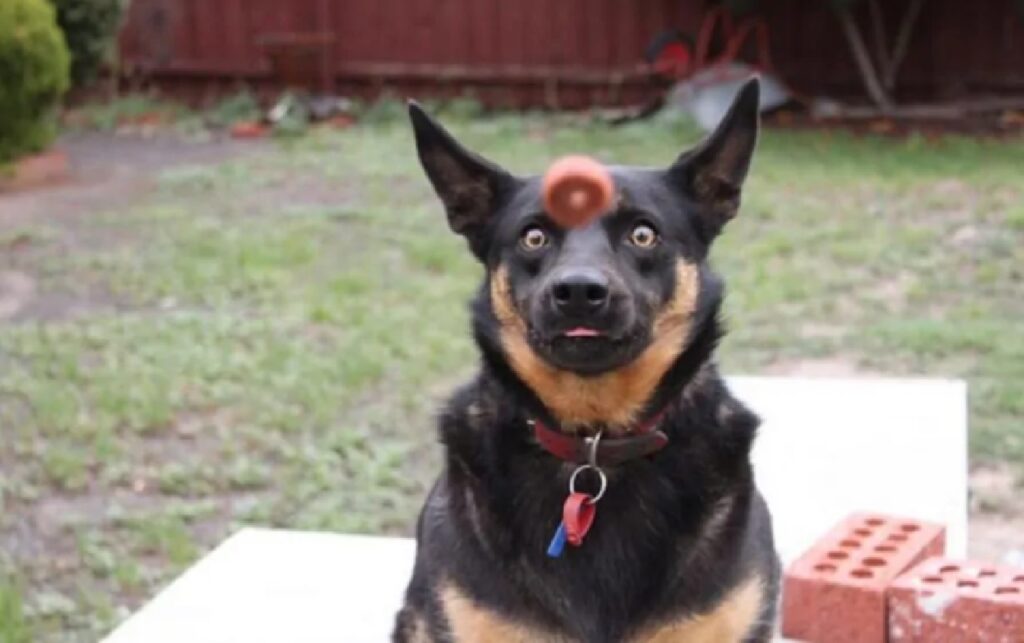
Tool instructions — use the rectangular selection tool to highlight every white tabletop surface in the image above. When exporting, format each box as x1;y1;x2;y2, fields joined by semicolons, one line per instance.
103;376;967;643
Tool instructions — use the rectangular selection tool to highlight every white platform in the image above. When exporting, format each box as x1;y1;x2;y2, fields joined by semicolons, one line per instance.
104;377;967;643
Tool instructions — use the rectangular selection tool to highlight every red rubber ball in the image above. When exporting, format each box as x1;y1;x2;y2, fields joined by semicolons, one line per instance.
542;155;614;229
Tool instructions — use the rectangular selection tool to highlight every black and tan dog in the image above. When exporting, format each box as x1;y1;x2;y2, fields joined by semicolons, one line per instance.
393;79;779;643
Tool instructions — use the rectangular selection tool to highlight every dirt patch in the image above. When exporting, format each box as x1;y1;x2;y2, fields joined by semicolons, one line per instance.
0;132;260;230
0;270;35;320
969;464;1024;564
970;513;1024;564
970;464;1021;513
764;355;867;377
0;132;264;324
8;289;121;324
0;149;69;192
865;272;914;310
798;323;848;340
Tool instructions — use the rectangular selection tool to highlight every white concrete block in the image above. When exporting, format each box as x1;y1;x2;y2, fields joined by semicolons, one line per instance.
104;377;967;643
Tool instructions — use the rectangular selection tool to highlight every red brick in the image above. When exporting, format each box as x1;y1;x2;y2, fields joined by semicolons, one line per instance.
781;513;946;643
888;557;1024;641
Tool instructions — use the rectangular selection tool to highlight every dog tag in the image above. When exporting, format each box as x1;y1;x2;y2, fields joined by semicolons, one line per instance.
547;522;568;558
563;492;596;546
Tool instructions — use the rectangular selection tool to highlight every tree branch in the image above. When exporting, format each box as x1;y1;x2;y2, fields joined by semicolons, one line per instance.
867;0;891;80
835;6;894;111
885;0;926;91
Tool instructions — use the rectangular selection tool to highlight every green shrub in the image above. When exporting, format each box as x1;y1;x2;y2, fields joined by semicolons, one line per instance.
0;0;70;164
49;0;126;87
206;91;262;129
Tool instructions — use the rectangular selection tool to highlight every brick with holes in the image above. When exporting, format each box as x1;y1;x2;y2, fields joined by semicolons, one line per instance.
888;557;1024;641
781;513;946;643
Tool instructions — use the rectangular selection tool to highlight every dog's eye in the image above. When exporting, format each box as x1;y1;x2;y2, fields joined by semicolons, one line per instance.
520;226;549;251
628;223;659;248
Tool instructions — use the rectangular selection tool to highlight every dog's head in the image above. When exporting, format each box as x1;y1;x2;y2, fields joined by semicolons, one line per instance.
409;80;760;429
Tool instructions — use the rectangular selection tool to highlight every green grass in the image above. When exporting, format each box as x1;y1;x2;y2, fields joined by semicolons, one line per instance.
0;580;32;643
1;106;1023;640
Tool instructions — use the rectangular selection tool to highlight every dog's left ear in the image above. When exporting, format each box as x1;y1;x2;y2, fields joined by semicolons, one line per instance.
668;78;760;240
408;101;515;258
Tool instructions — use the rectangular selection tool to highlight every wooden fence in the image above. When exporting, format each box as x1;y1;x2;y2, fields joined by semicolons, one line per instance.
118;0;1024;107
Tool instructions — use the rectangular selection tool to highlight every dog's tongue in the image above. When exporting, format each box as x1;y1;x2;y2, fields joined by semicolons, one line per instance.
565;327;601;338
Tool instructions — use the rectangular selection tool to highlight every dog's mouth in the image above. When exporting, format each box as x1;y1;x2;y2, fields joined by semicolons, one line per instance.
564;326;603;338
528;323;648;375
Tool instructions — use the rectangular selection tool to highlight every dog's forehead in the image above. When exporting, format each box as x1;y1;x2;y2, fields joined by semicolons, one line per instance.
607;166;678;212
507;166;677;219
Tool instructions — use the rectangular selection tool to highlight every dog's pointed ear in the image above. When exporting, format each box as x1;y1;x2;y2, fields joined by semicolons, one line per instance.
668;78;760;239
408;101;514;253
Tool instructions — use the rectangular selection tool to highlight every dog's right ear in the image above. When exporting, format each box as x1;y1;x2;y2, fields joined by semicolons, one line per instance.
667;78;760;241
408;102;514;256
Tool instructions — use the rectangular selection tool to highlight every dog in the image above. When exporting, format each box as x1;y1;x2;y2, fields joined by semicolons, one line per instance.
393;78;779;643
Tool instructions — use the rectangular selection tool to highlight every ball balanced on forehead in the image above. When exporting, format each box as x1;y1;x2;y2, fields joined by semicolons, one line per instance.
542;155;615;229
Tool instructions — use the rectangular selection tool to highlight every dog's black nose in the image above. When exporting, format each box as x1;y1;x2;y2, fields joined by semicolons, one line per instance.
551;269;609;316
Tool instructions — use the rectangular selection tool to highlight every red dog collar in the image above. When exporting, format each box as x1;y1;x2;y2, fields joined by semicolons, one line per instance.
538;410;669;557
531;411;669;466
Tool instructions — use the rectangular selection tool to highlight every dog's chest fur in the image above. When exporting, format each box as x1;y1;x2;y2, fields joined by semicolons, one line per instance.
408;366;766;642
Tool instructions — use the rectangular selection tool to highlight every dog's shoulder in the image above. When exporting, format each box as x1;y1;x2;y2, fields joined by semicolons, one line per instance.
434;375;502;474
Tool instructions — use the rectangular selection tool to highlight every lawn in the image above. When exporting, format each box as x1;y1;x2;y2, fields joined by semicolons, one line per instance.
1;106;1022;641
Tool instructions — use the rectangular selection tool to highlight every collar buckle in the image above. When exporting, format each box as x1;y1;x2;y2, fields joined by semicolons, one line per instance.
583;431;602;467
531;413;669;466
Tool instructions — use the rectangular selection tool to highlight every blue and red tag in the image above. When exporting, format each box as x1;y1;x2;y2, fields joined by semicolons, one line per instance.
547;492;597;558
